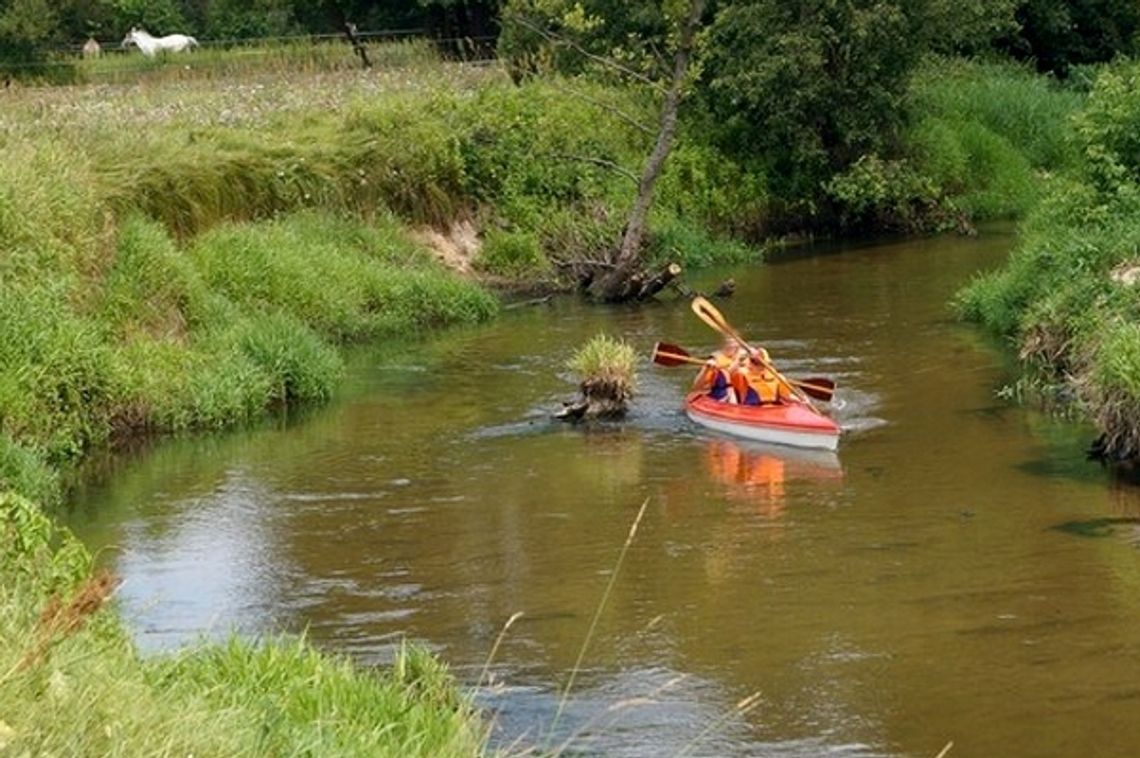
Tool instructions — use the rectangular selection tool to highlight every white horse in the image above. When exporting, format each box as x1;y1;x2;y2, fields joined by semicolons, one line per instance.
121;27;199;58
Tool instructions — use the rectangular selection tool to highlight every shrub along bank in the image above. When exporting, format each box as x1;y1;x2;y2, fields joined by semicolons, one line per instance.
826;58;1082;233
958;59;1140;461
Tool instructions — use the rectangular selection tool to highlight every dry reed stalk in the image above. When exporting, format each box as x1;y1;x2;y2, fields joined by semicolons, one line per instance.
16;569;120;673
551;497;650;733
675;691;763;757
477;611;524;690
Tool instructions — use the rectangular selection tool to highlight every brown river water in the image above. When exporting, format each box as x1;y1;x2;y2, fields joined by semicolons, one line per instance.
67;231;1140;757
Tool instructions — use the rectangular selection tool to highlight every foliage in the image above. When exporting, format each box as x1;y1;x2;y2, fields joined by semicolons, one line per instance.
203;0;294;40
498;0;676;83
825;154;948;232
0;156;496;492
922;0;1020;55
647;217;758;268
1070;60;1140;191
476;229;549;276
828;58;1082;229
0;0;69;77
1001;0;1140;76
568;333;637;390
700;0;921;213
907;58;1081;171
959;59;1140;459
104;0;187;35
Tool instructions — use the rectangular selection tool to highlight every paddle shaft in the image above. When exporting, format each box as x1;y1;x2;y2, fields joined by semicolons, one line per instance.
656;350;706;367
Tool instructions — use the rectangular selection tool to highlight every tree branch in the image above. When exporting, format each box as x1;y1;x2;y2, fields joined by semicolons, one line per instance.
504;13;668;94
546;152;640;185
542;78;655;135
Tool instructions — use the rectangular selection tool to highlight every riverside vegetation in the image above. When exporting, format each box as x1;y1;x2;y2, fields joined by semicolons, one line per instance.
959;58;1140;462
0;36;1100;756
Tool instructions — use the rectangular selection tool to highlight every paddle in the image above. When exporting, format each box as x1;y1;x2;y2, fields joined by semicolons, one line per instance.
651;342;837;402
651;341;707;367
688;297;825;407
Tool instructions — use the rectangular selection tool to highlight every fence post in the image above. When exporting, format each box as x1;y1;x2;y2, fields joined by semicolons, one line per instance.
343;23;371;69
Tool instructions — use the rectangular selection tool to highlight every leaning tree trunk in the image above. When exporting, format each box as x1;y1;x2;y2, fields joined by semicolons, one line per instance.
589;0;706;302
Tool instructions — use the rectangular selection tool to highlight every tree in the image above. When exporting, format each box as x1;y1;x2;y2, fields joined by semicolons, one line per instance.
700;1;923;213
922;0;1020;54
1001;0;1140;75
102;0;187;34
205;0;295;40
501;0;712;300
590;0;705;301
0;0;61;76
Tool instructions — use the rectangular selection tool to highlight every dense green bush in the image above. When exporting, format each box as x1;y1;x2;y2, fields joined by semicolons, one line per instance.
825;155;946;232
476;229;548;276
826;59;1081;230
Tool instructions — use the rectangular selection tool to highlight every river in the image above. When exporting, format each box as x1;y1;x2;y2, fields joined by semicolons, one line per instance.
67;231;1140;757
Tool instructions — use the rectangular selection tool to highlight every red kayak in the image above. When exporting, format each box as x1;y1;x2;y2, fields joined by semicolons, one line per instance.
685;392;841;451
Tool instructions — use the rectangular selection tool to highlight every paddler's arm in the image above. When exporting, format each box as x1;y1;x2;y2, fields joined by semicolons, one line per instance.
692;359;718;390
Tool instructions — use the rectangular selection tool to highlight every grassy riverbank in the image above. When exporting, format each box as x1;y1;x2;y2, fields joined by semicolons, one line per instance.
0;492;486;756
958;59;1140;461
825;58;1081;233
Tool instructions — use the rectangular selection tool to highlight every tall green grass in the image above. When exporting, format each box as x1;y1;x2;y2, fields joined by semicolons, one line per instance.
957;59;1140;459
75;38;441;85
906;58;1082;219
0;209;495;493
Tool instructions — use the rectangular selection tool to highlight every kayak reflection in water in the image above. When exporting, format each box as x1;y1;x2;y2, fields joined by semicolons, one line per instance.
705;438;844;514
706;439;787;518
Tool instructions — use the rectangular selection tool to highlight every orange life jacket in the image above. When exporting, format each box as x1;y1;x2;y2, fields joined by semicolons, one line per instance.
732;363;781;404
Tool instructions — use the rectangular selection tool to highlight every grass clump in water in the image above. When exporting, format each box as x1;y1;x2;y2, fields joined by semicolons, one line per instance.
563;333;638;420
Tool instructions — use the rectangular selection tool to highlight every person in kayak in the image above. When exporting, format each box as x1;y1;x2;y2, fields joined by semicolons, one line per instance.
693;337;744;402
731;347;790;405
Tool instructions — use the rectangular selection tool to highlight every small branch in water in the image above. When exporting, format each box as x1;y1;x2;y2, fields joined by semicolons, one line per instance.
503;295;553;310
